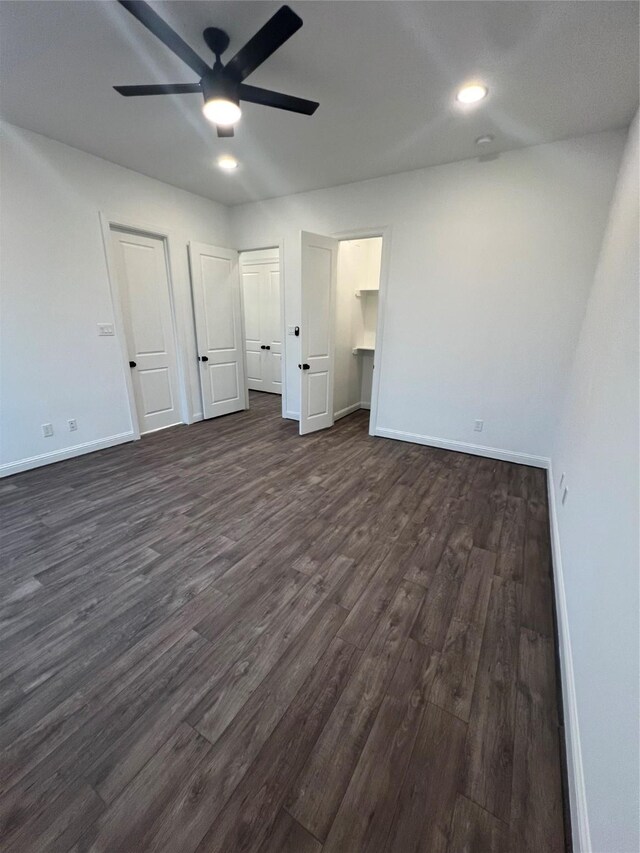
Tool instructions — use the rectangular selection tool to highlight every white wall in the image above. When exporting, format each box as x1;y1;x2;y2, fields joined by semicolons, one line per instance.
0;123;230;473
231;130;625;461
550;115;639;853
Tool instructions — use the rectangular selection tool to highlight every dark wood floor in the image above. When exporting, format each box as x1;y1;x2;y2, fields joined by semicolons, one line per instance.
0;391;566;852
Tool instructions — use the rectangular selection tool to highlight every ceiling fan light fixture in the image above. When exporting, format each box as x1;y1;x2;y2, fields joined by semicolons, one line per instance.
202;98;242;126
201;71;241;125
114;2;319;135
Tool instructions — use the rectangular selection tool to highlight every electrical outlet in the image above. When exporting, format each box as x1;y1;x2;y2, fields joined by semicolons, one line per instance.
98;323;114;336
68;418;78;432
474;419;484;432
41;423;54;438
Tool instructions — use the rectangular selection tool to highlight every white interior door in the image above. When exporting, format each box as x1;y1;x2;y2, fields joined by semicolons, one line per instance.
189;242;247;419
240;263;265;392
300;231;338;435
111;229;181;435
241;257;282;395
264;261;283;394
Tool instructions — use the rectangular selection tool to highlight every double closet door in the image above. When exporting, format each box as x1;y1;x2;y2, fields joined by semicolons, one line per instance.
241;252;282;395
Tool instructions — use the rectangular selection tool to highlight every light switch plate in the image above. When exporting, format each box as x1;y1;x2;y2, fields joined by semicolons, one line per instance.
98;323;114;336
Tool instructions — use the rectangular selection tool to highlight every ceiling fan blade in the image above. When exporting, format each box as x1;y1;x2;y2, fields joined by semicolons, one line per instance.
217;125;235;138
239;83;318;115
117;1;210;78
224;5;302;83
114;83;202;96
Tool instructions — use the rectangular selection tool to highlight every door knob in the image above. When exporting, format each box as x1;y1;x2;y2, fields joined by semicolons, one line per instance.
129;361;136;368
260;345;266;350
199;355;209;362
265;345;271;350
298;363;310;370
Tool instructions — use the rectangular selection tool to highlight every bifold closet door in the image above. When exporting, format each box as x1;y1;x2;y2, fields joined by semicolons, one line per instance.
299;231;338;435
111;229;182;435
189;242;247;419
241;260;282;395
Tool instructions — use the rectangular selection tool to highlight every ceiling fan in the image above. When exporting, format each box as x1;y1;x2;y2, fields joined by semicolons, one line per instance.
113;1;319;137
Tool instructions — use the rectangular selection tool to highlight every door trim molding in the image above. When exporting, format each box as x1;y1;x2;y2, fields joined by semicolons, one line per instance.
547;463;591;852
99;212;193;438
330;226;391;439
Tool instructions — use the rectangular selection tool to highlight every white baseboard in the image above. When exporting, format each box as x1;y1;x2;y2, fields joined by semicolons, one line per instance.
334;402;362;421
192;412;204;423
547;463;591;852
0;431;135;478
359;401;371;410
285;410;300;421
374;426;550;469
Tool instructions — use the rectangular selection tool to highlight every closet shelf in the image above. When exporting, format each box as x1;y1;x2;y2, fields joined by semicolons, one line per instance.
352;345;375;354
355;288;379;297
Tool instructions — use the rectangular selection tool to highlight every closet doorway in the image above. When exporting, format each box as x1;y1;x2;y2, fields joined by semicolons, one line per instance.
335;237;382;420
240;248;283;396
298;231;384;435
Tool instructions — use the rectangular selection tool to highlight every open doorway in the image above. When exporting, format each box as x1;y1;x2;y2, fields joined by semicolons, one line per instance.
334;237;382;424
298;230;385;436
239;248;283;408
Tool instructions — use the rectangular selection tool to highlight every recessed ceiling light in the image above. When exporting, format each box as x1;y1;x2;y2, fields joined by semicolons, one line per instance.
217;155;238;171
456;83;488;105
475;134;494;145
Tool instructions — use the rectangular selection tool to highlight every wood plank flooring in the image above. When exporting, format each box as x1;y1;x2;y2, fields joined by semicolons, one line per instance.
0;391;566;852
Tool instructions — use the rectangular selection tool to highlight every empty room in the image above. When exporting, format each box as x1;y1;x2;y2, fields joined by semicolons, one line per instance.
1;2;638;852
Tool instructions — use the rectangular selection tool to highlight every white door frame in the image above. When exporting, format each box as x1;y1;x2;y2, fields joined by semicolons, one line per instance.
238;241;287;418
99;212;192;439
330;226;391;437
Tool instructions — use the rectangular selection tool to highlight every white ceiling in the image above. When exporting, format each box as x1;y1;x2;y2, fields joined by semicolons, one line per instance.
1;1;638;206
